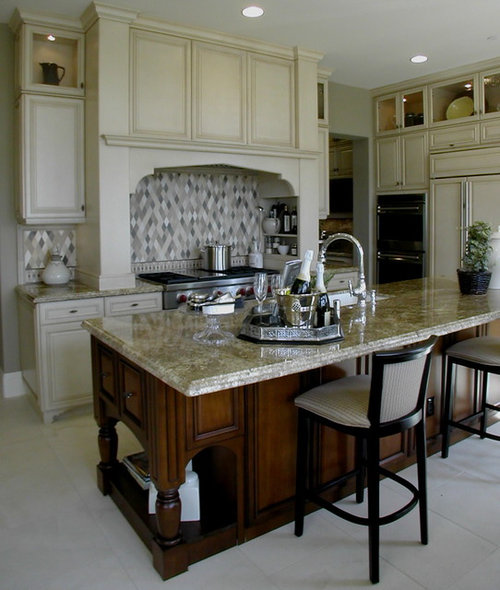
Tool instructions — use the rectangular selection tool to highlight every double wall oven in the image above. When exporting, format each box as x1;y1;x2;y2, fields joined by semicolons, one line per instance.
376;193;427;284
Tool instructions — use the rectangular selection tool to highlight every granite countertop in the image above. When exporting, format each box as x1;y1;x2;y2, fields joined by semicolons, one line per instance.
82;278;500;397
16;279;163;304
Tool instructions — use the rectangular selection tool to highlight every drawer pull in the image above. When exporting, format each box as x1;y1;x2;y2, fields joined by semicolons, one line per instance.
69;309;78;314
123;391;135;399
130;303;139;307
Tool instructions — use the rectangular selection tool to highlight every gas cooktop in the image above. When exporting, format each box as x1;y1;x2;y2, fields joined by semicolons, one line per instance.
138;266;274;285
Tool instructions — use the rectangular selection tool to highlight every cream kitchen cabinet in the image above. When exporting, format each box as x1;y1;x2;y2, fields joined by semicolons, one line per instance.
375;131;428;191
318;127;329;219
329;138;353;178
375;88;426;135
193;42;246;144
16;94;85;224
248;53;295;148
130;29;191;139
18;291;162;423
430;175;500;279
11;16;85;98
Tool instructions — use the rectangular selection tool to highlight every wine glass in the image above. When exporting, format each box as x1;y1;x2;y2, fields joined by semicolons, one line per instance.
253;272;268;312
270;273;282;299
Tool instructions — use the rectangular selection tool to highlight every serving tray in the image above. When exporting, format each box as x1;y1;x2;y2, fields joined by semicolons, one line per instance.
238;312;344;344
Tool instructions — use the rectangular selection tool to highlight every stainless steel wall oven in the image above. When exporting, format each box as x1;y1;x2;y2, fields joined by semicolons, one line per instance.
376;193;427;284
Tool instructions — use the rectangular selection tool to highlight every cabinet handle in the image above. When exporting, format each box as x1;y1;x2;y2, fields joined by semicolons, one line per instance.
69;309;78;314
130;303;139;307
123;391;135;399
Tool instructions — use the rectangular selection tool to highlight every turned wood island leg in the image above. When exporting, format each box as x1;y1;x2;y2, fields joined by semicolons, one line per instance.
96;419;118;495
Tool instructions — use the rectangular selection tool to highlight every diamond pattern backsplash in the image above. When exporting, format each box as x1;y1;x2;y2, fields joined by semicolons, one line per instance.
22;228;77;283
130;172;260;263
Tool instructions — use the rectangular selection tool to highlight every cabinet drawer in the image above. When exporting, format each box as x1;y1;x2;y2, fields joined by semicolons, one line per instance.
118;358;146;429
104;293;162;316
429;124;480;150
39;298;104;324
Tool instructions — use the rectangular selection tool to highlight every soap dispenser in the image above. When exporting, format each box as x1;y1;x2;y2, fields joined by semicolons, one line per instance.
489;226;500;289
249;238;263;268
42;247;71;285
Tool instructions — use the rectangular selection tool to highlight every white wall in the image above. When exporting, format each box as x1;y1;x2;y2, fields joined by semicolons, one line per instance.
0;25;20;379
328;81;375;281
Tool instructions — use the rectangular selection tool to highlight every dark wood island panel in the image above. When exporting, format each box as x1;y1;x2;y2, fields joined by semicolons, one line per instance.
85;279;500;580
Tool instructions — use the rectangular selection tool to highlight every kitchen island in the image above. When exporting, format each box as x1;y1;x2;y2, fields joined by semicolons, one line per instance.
83;278;500;580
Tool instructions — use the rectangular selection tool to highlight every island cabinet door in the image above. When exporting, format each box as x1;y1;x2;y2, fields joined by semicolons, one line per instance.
245;373;304;525
183;387;245;449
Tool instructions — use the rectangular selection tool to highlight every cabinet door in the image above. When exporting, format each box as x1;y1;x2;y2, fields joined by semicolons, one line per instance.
376;136;400;190
193;43;246;143
318;127;329;219
430;178;463;278
469;175;500;227
401;132;428;188
130;30;191;139
249;54;294;147
39;322;94;415
19;94;85;224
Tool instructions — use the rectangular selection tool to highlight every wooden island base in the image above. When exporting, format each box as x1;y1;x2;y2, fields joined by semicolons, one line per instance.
85;280;500;580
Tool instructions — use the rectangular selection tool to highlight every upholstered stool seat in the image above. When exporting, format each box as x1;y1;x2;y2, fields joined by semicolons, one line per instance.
441;336;500;458
294;336;437;584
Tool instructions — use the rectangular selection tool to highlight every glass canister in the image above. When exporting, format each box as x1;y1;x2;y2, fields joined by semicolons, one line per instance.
42;247;71;285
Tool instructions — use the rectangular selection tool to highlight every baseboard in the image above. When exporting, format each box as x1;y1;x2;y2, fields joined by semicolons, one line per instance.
1;370;29;398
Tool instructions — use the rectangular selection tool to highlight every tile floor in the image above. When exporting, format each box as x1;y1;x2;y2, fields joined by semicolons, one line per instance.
1;394;500;590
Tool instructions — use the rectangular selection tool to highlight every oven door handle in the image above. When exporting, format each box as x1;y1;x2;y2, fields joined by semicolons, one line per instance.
377;252;423;262
377;206;423;213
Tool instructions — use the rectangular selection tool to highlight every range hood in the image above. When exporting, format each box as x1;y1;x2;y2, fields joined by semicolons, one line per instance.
154;163;280;178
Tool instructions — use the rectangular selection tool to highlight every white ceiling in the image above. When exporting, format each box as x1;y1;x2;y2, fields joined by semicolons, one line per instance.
3;0;500;89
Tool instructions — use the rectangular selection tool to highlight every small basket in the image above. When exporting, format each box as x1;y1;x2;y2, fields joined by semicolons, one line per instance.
457;269;491;295
275;290;319;328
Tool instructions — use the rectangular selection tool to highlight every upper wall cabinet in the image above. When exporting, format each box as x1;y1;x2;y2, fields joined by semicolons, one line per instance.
130;30;191;139
16;94;85;224
248;54;295;148
429;75;477;127
193;43;246;144
15;23;85;97
375;88;426;134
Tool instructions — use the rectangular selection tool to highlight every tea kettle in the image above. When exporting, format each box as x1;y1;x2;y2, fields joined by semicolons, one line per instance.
39;62;65;86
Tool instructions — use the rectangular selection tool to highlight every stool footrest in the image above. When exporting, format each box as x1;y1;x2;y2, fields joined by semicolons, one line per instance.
308;466;420;528
447;419;500;442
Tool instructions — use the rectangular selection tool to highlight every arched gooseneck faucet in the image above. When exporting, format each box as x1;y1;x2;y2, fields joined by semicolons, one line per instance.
318;232;367;307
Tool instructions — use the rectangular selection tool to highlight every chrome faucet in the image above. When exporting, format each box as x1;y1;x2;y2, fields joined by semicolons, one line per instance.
318;232;367;307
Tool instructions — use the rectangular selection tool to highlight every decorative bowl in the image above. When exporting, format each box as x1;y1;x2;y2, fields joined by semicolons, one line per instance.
446;96;474;120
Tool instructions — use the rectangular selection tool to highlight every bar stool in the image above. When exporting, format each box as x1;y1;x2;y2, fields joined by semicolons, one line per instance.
441;336;500;458
294;336;437;584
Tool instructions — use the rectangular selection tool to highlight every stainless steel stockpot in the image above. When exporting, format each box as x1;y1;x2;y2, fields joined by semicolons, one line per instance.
200;243;232;271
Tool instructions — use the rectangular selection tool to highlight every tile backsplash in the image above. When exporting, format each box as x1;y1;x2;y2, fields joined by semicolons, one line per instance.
21;227;76;283
130;172;260;265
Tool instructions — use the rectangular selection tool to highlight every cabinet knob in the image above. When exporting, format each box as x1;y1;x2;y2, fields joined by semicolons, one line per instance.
123;391;135;399
100;371;110;378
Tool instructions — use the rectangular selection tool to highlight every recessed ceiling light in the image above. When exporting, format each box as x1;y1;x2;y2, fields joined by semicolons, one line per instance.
410;55;428;64
242;6;264;18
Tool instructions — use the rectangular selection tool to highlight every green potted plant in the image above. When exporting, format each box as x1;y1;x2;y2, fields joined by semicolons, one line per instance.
457;221;493;294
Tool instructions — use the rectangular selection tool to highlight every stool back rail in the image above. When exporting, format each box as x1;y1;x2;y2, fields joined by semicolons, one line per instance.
441;336;500;459
294;335;437;584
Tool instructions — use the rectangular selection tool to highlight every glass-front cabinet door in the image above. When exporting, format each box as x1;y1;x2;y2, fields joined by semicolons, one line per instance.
430;75;477;126
402;89;426;129
18;24;85;96
480;69;500;118
376;94;398;133
375;88;425;134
